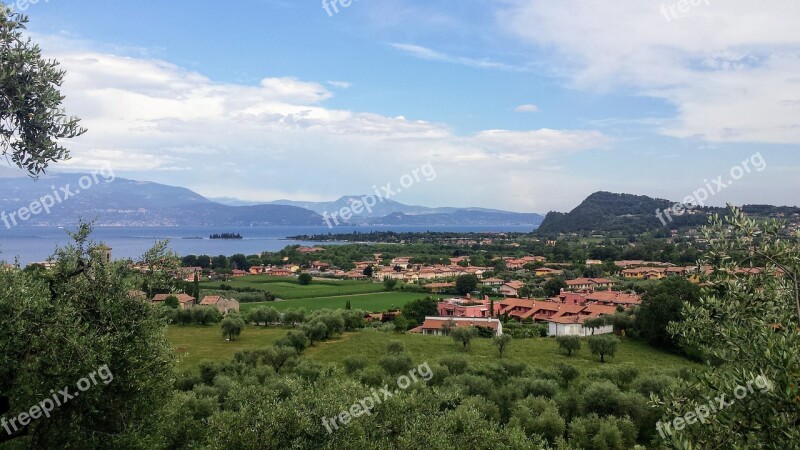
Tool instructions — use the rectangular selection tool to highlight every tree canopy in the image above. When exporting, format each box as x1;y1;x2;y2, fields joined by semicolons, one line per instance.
0;6;85;176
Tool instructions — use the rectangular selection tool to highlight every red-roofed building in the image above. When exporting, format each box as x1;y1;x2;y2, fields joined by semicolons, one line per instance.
499;281;525;297
409;317;503;337
481;278;505;287
152;293;196;309
200;295;240;314
565;278;615;291
437;295;501;318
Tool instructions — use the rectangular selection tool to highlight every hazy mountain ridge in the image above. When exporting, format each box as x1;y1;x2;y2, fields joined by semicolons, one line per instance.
0;175;543;227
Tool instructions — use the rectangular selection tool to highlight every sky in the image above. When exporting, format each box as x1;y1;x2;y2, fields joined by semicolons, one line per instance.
2;0;799;213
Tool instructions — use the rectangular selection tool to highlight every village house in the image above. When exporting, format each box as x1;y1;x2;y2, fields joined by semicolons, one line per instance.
269;268;292;277
503;258;529;269
497;297;620;336
310;261;331;271
343;271;369;280
409;317;503;337
152;293;196;310
376;267;406;281
249;265;268;275
546;315;615;337
391;257;412;269
481;277;505;287
499;280;525;297
565;278;615;291
424;282;456;293
614;260;675;269
437;295;501;318
177;266;204;282
464;266;489;277
584;290;642;307
199;295;240;314
534;267;563;277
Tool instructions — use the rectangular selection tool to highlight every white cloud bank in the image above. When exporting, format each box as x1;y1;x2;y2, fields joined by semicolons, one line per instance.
38;43;609;212
498;0;800;144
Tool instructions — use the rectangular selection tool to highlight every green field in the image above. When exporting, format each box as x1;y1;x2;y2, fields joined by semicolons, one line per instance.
200;275;386;300
167;325;288;370
239;292;427;313
304;329;697;372
168;325;697;374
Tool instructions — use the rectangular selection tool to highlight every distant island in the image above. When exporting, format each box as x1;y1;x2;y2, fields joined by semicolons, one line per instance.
209;233;243;240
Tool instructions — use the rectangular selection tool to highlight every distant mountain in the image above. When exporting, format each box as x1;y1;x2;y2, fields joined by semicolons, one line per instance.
0;175;322;227
369;210;544;227
536;191;800;235
269;196;543;226
0;175;542;228
270;196;521;218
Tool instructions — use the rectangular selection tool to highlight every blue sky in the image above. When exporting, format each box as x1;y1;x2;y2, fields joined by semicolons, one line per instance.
3;0;799;212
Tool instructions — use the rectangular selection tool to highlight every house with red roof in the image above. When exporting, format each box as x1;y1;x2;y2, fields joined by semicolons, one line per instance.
565;278;615;290
152;293;196;310
499;280;525;297
437;295;501;318
200;295;240;314
409;317;503;337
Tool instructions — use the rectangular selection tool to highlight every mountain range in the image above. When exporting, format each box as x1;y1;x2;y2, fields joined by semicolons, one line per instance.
0;174;544;228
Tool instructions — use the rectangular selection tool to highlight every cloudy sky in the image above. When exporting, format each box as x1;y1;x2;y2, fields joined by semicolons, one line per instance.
4;0;799;212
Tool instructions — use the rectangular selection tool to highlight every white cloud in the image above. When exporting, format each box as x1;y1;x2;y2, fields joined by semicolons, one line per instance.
327;80;352;89
390;43;527;71
515;104;540;113
498;0;800;144
40;42;609;212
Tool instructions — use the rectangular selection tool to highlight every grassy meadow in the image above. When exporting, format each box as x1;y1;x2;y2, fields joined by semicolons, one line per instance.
167;325;697;374
239;291;427;313
200;275;386;299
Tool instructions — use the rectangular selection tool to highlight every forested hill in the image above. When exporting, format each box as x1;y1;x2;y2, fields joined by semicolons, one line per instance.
536;192;718;235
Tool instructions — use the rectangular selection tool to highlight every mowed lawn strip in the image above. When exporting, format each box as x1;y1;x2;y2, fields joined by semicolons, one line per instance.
240;292;428;313
200;275;386;300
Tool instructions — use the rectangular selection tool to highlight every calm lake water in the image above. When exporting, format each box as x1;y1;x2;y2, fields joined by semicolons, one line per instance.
0;225;535;265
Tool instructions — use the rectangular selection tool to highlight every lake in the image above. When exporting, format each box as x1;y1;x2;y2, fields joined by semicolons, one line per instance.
0;225;535;265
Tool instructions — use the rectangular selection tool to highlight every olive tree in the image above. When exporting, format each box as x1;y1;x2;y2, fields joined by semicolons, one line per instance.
221;315;245;341
450;326;477;352
556;335;581;356
659;207;800;448
0;224;174;447
493;334;513;358
0;6;86;176
588;334;619;363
